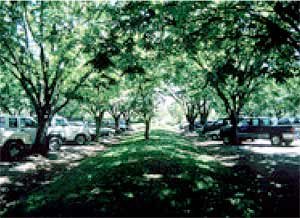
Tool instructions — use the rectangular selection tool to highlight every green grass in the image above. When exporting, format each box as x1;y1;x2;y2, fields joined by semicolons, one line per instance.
6;130;259;217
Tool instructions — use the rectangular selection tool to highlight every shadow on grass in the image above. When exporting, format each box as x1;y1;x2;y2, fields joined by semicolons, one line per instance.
4;130;299;217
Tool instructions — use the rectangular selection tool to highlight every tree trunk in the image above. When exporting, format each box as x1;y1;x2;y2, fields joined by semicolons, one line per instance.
145;118;151;140
95;110;104;141
114;115;120;133
32;113;50;155
125;117;131;130
122;111;131;130
186;115;196;132
230;111;239;145
200;112;208;125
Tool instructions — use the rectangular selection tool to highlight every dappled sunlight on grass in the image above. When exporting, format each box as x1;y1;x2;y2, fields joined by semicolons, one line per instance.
143;173;163;180
4;129;300;217
0;176;11;185
241;145;300;157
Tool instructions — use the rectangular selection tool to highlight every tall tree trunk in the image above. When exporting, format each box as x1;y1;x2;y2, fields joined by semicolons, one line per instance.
125;117;131;130
186;103;197;132
95;110;104;141
33;112;50;155
145;118;151;140
200;112;208;125
199;99;209;125
186;115;196;132
230;111;239;145
114;115;120;133
122;111;131;130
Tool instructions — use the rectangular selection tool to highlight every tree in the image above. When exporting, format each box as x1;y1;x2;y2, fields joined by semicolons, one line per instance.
109;100;123;134
176;1;298;143
0;2;113;153
124;65;159;140
0;73;32;115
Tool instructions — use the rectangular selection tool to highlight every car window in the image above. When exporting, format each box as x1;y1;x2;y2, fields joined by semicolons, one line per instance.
262;118;271;126
238;119;249;127
20;118;37;128
0;117;5;128
278;118;290;125
252;119;259;126
56;119;67;127
9;118;18;128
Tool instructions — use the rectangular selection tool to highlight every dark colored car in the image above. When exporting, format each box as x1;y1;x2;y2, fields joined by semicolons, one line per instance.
220;117;296;146
277;117;300;139
203;118;230;133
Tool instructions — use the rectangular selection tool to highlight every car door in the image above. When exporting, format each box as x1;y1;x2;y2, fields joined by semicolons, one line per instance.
238;119;251;139
55;118;69;139
20;118;37;143
248;118;261;139
259;118;271;139
8;117;30;143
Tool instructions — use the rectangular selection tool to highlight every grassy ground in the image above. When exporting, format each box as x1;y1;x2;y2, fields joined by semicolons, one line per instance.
5;130;299;217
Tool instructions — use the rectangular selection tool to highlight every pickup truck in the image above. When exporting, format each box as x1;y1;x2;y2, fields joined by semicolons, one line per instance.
0;115;91;161
0;115;37;161
48;116;91;145
220;117;296;146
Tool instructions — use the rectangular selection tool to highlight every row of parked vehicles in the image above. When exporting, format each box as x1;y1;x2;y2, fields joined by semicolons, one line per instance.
181;116;300;146
0;115;127;161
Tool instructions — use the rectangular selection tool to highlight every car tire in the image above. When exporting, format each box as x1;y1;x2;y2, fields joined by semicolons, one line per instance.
284;140;292;146
48;136;62;151
271;135;282;146
2;141;24;161
75;135;86;145
211;134;218;140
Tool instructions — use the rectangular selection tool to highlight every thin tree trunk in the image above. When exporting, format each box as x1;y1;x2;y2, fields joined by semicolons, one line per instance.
230;111;239;145
200;112;208;125
125;117;131;130
95;110;104;141
114;115;120;133
186;115;196;132
145;118;151;140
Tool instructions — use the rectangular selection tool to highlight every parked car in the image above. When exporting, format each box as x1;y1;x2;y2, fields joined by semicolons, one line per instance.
103;120;126;131
277;117;300;139
194;121;204;131
87;122;115;139
48;116;91;145
220;117;296;146
201;118;230;139
203;118;230;133
0;115;38;161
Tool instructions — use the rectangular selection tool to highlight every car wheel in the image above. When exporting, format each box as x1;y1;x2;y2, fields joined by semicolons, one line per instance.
211;135;218;140
284;140;292;146
2;141;24;161
223;136;230;145
271;135;282;146
48;136;62;151
75;135;86;145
